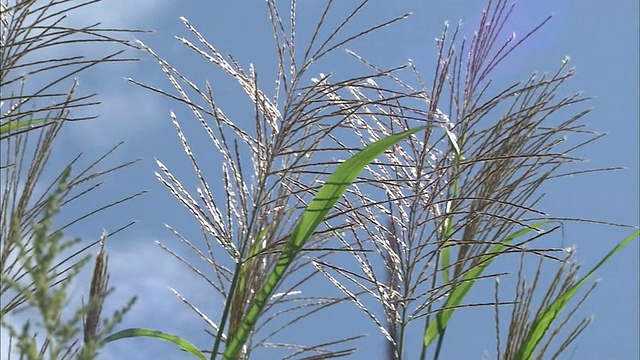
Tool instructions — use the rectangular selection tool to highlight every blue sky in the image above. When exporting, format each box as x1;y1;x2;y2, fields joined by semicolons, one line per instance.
2;1;637;359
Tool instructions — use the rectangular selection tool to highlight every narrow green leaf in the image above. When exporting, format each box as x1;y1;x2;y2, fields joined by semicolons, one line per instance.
243;226;271;268
515;230;639;360
439;131;465;285
424;223;551;347
103;328;206;360
439;205;455;284
237;225;272;304
0;118;50;135
221;126;426;360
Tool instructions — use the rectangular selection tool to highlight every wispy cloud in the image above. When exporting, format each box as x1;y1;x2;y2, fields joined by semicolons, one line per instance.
101;234;221;360
63;0;174;29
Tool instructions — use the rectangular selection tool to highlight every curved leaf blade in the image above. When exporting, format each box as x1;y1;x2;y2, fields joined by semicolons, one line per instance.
424;223;551;347
0;118;50;135
515;230;639;360
103;328;206;360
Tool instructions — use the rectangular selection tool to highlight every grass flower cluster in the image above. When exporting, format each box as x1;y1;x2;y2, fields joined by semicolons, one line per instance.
1;0;637;359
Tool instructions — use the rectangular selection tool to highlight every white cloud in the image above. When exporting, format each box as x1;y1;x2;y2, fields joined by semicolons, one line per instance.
64;80;168;149
60;0;174;29
100;234;223;360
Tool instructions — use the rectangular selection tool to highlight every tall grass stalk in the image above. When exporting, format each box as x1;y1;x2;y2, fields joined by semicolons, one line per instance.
106;0;637;359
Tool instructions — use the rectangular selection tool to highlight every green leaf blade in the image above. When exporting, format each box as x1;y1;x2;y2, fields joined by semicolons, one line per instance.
0;118;51;135
515;230;639;360
103;328;207;360
424;223;551;347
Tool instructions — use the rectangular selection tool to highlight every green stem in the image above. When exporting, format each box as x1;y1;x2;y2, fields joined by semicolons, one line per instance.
210;260;244;360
